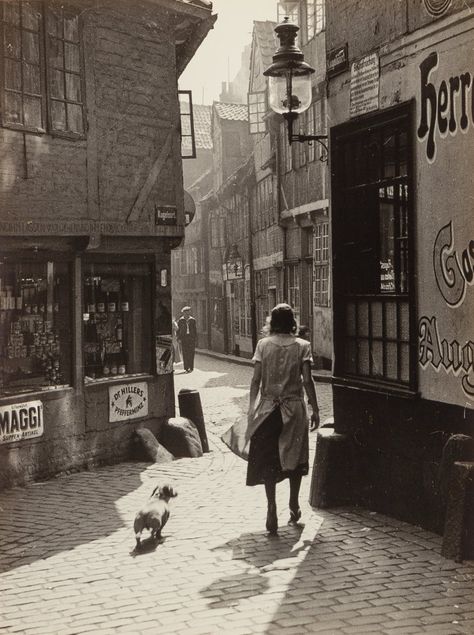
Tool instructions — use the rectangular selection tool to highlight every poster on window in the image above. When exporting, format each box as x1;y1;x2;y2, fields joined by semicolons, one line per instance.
0;401;43;444
155;335;174;374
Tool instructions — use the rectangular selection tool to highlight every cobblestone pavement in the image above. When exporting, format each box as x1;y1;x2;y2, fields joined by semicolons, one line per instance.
0;354;473;635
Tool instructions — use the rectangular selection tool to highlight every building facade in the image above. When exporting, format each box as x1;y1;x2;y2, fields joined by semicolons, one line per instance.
320;0;474;531
0;0;214;488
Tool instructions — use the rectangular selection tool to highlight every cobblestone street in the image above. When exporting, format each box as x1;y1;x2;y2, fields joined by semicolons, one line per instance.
1;354;473;635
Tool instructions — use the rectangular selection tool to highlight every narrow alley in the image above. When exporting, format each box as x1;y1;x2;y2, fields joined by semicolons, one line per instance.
0;355;473;635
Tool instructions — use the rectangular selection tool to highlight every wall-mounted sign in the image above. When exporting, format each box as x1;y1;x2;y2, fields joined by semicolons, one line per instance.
350;52;379;118
155;205;177;226
109;382;148;422
327;44;349;78
0;400;43;444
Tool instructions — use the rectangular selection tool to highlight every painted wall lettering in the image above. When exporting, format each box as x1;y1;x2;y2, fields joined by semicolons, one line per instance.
419;316;474;397
433;221;474;307
417;51;473;162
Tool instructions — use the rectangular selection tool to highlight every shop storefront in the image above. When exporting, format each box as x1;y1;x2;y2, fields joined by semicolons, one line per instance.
322;8;474;531
0;235;175;488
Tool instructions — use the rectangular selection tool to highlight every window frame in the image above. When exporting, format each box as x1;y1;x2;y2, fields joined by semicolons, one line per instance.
248;90;266;135
44;2;86;139
0;0;86;138
178;89;196;159
0;0;47;133
331;101;416;391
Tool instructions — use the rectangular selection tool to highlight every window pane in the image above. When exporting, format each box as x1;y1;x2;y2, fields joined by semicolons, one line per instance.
64;42;79;71
22;30;39;63
23;94;41;127
357;301;368;337
83;264;152;380
64;14;78;42
51;99;66;130
4;91;22;124
48;36;63;67
372;340;383;377
386;342;398;380
400;302;410;341
67;103;83;133
0;260;72;396
3;2;20;25
400;343;410;383
371;301;382;338
21;1;40;31
23;61;40;94
344;339;356;374
4;59;21;90
4;26;21;58
386;301;397;339
65;72;81;101
50;68;64;98
358;339;370;375
46;9;61;37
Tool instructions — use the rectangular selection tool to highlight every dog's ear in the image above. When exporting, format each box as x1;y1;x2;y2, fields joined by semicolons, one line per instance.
162;484;177;498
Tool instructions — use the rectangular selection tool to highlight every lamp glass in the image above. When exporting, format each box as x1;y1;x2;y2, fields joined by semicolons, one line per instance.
268;71;312;115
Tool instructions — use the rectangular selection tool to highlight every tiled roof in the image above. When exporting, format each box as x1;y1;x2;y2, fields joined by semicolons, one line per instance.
193;104;212;149
253;21;278;70
214;102;248;122
180;0;212;8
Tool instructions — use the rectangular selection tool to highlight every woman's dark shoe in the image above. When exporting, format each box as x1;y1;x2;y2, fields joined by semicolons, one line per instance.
288;507;301;524
266;505;278;535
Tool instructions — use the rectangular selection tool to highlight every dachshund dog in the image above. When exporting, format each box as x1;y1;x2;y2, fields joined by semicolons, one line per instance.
134;484;177;548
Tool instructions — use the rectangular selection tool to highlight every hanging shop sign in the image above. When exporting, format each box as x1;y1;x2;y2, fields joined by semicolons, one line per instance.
155;205;177;226
327;44;349;78
0;401;43;444
350;52;379;118
109;382;148;422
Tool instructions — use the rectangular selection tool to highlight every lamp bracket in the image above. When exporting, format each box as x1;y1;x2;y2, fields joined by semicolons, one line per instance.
283;111;328;162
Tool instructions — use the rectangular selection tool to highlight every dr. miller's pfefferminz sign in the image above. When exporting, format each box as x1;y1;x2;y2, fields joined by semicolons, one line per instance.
109;382;148;423
0;401;44;444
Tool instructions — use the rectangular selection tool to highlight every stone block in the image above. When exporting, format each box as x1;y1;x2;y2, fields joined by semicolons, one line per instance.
441;461;474;562
133;428;174;463
309;429;353;508
160;417;203;458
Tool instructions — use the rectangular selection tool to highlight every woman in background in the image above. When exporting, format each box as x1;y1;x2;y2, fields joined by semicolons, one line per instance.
246;304;320;534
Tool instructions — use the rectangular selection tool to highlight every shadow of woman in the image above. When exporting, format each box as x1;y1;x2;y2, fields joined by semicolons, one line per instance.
211;524;310;570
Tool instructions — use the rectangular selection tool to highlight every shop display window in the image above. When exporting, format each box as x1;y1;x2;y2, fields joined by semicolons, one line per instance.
83;262;152;381
0;259;71;396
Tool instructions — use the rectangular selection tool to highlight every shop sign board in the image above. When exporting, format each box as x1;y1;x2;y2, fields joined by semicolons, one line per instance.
0;401;43;444
350;52;379;118
109;382;148;422
155;205;177;225
327;44;349;78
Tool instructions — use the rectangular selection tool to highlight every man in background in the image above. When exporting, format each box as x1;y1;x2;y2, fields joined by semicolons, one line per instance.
177;306;197;373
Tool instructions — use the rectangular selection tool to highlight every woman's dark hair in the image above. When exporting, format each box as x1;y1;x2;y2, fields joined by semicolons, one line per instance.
270;303;297;334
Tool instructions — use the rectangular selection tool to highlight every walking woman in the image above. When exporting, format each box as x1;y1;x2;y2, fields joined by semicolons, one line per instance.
246;304;320;534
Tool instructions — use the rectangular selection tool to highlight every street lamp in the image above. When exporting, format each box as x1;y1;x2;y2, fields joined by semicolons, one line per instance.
264;17;328;155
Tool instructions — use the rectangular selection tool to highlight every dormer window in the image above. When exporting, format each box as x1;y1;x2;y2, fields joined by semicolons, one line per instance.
248;91;266;134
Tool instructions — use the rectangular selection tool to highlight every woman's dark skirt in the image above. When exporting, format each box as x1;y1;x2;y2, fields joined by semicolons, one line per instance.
246;407;309;486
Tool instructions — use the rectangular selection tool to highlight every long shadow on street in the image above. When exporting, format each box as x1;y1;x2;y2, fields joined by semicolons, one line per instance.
0;462;146;575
